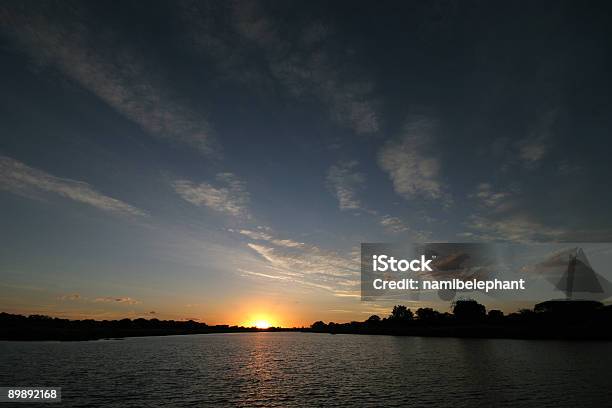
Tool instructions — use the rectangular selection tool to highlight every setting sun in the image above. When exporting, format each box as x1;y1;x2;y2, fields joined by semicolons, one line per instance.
254;320;270;329
240;307;280;328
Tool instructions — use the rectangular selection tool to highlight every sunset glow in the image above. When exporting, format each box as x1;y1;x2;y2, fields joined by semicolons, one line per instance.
254;320;271;329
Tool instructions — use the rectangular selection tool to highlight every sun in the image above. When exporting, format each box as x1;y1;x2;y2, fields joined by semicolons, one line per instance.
254;320;270;329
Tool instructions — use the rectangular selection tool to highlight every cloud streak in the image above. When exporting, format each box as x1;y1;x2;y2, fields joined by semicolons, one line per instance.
0;4;217;155
246;242;357;278
235;226;361;297
237;229;304;248
94;296;141;305
173;173;250;217
0;155;146;217
57;293;81;301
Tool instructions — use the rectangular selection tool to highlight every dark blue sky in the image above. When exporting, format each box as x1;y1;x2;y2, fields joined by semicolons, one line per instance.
1;1;611;324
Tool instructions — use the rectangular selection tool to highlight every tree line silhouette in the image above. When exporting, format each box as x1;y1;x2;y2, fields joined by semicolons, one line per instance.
2;299;611;341
0;313;296;341
310;299;612;340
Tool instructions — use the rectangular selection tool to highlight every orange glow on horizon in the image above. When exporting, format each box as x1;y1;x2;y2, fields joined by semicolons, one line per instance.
253;320;270;329
241;311;279;328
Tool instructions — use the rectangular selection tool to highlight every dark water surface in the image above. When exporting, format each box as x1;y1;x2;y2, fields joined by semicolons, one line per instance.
1;332;611;407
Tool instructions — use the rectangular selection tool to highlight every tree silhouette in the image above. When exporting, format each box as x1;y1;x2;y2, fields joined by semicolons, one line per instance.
416;307;441;323
390;305;413;322
452;299;485;323
366;315;381;324
311;321;328;332
487;309;504;322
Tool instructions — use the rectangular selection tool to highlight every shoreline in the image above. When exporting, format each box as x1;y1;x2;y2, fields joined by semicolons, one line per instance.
3;326;612;342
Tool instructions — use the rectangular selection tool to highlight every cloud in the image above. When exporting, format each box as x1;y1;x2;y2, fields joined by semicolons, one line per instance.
172;173;249;217
94;296;141;305
379;215;430;241
379;215;409;234
516;109;557;168
181;1;379;135
472;183;514;212
518;140;548;164
58;293;145;306
0;155;146;217
465;205;612;243
557;161;584;176
326;160;364;211
466;180;564;242
238;269;290;280
57;293;81;301
235;3;380;135
0;4;216;155
237;229;304;248
247;243;356;278
240;228;360;296
466;214;565;242
325;160;425;237
378;118;446;201
331;291;361;298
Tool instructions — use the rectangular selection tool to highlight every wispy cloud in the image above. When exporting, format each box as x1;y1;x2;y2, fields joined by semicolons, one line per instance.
0;155;146;217
466;214;565;242
378;118;446;201
464;178;571;242
172;173;250;217
518;139;548;164
466;180;563;242
235;2;380;134
246;242;356;278
57;293;81;301
557;161;584;176
58;293;141;305
238;269;290;280
94;296;141;305
237;229;304;248
326;160;364;211
237;226;360;297
516;110;557;168
379;215;409;234
325;160;425;237
181;1;379;135
0;4;217;155
471;183;515;213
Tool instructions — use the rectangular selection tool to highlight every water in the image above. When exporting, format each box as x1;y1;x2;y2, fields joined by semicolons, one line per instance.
1;333;611;407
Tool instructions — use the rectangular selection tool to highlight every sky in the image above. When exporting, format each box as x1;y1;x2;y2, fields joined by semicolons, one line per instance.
1;0;611;326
